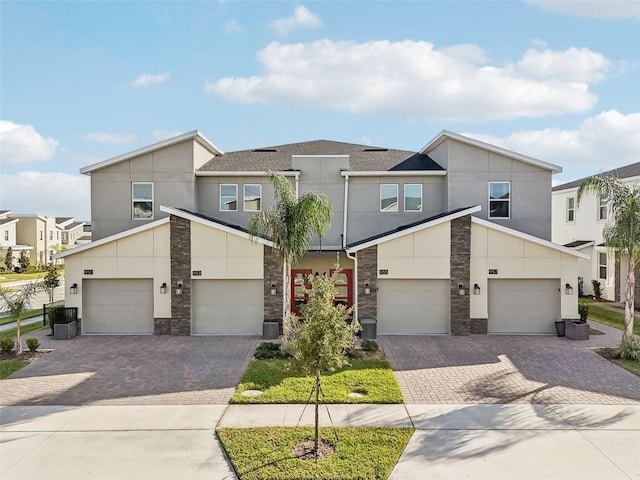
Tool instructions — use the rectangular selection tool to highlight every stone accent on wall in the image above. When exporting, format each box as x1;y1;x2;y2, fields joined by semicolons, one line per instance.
264;245;283;322
470;318;488;334
170;215;191;336
154;318;171;335
357;246;378;321
450;215;471;336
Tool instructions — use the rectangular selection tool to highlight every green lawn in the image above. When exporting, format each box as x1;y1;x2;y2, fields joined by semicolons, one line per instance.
613;358;640;377
584;300;640;335
0;272;48;283
217;427;413;480
0;309;44;326
232;358;404;404
0;359;29;379
0;323;47;342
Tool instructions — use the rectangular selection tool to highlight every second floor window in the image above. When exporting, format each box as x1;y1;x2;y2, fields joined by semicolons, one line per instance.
489;182;510;219
567;197;575;223
243;184;262;211
40;231;43;241
404;184;422;212
380;184;398;212
132;182;153;219
49;231;53;240
598;197;607;221
3;230;8;241
220;184;238;211
599;252;607;280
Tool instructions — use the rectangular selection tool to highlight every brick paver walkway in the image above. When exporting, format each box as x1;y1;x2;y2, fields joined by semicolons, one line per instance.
0;332;259;406
380;322;640;405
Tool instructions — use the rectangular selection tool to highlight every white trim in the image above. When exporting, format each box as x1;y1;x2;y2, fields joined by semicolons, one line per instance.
488;181;511;219
404;183;422;212
471;217;590;259
0;219;19;227
80;130;223;175
220;183;238;212
196;170;301;177
346;206;481;253
569;241;595;250
341;170;446;177
342;175;349;249
380;184;399;212
160;206;275;247
243;183;262;212
132;182;154;220
420;130;562;174
53;217;170;259
566;196;576;223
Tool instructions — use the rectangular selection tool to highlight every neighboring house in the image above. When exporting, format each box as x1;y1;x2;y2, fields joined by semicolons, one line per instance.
56;130;585;337
0;211;33;270
56;217;86;248
75;223;92;246
9;214;61;266
552;162;640;301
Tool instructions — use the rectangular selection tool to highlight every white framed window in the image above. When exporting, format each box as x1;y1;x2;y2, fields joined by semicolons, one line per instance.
404;184;422;212
49;231;53;240
132;182;154;219
566;197;575;223
40;231;43;241
220;184;238;211
3;230;8;241
597;196;607;221
599;252;607;280
380;184;398;212
489;181;510;219
243;184;262;212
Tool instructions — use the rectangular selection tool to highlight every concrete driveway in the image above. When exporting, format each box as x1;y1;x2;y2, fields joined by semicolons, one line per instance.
0;332;259;406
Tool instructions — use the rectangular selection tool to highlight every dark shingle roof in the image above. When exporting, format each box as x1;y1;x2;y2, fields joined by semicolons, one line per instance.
553;162;640;192
197;140;444;172
0;218;16;226
564;240;594;248
56;217;73;224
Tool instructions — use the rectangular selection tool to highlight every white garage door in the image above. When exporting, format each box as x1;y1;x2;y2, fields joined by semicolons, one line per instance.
83;279;153;334
488;279;561;334
192;280;263;335
377;279;450;334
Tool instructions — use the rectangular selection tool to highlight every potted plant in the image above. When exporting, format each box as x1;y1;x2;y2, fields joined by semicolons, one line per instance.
566;303;590;340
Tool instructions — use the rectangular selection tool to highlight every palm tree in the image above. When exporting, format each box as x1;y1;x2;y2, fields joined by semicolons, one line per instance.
0;281;44;354
248;171;332;338
577;173;640;339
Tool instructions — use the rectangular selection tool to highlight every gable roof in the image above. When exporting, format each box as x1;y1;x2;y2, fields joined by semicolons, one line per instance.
346;206;481;252
80;130;223;175
197;139;444;172
421;130;562;174
552;162;640;192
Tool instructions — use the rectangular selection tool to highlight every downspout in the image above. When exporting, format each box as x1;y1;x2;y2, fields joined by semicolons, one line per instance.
295;174;299;199
342;172;349;249
346;249;358;323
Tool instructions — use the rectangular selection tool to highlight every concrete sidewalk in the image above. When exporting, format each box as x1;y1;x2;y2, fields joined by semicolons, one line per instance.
2;403;639;479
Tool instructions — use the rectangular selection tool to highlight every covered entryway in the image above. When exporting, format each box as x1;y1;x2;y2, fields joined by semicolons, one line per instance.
488;279;561;334
377;279;450;334
83;279;154;334
192;279;263;335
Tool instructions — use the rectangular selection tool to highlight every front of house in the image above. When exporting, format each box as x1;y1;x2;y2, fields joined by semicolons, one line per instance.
56;130;585;336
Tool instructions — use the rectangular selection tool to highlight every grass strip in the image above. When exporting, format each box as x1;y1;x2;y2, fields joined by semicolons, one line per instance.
0;272;48;283
585;302;640;335
613;358;640;377
0;359;29;379
217;427;413;480
0;323;47;342
0;309;44;326
232;358;403;404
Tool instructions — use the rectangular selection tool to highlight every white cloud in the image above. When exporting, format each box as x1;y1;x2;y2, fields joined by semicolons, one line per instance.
205;40;607;122
129;72;170;87
0;172;91;220
269;6;322;36
0;121;58;165
223;19;243;33
528;0;640;20
462;110;640;179
151;130;184;140
84;133;137;144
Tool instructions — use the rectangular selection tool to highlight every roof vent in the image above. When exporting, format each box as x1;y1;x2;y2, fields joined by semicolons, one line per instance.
363;148;388;152
253;148;277;152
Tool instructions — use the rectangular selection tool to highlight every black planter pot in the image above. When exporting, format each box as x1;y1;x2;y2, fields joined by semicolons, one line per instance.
555;320;565;337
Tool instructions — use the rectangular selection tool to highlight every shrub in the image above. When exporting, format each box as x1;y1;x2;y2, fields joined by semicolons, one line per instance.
26;337;40;352
48;305;66;333
616;335;640;361
361;339;379;352
254;342;291;360
1;337;14;354
578;276;584;297
578;303;589;323
592;280;602;300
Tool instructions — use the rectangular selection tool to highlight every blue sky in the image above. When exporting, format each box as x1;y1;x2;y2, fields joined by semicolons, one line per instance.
1;0;639;220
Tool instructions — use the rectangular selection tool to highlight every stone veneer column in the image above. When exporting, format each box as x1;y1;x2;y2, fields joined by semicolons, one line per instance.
263;246;282;323
357;246;378;320
450;216;471;336
170;215;191;336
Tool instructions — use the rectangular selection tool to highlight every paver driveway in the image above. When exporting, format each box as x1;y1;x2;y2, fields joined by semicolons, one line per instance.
0;333;259;406
380;325;640;405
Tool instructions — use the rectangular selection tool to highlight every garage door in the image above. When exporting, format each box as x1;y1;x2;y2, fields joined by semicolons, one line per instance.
488;279;560;334
377;279;450;334
83;279;153;334
192;280;263;335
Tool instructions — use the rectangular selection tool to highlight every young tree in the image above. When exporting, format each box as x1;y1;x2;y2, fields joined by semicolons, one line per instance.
248;171;332;343
0;281;44;354
43;264;61;302
18;251;30;273
287;268;360;460
4;247;14;271
578;173;640;339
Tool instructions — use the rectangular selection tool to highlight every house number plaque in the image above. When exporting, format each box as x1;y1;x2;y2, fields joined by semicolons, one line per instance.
192;270;202;276
84;269;93;275
379;269;389;275
489;269;498;275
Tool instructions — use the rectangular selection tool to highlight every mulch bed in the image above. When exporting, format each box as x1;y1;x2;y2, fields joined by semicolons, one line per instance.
292;440;335;461
595;347;618;360
1;349;52;363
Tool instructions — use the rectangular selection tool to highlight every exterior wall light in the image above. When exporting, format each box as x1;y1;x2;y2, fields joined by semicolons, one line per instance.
473;283;481;295
364;280;371;295
176;281;183;296
69;283;78;295
160;282;167;294
565;283;573;295
458;283;465;296
270;282;277;296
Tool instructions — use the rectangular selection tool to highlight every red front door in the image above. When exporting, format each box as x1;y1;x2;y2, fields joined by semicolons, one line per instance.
290;269;353;315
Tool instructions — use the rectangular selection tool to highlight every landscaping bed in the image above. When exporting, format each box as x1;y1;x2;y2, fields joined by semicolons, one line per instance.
596;347;640;377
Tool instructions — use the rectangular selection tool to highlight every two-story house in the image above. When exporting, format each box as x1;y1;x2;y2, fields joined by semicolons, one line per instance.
56;130;585;337
9;214;61;266
552;162;640;301
56;217;87;249
0;211;33;270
